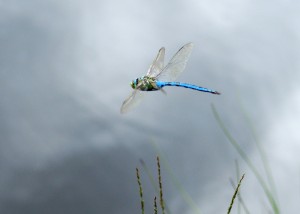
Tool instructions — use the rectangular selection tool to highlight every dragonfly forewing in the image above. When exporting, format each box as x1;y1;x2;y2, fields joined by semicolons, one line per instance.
156;42;194;81
146;47;165;78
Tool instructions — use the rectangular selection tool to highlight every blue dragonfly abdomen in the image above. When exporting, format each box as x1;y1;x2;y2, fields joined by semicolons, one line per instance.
155;81;220;94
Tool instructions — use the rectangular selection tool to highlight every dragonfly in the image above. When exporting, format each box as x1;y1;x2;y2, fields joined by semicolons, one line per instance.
120;43;220;113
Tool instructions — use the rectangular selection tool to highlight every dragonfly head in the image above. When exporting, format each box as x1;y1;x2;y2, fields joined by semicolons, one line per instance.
130;78;138;89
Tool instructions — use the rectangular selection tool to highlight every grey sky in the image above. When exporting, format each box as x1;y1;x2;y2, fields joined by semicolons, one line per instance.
1;0;300;213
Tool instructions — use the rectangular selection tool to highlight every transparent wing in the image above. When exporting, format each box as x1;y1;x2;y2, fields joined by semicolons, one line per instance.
120;90;144;114
156;43;194;81
146;47;165;77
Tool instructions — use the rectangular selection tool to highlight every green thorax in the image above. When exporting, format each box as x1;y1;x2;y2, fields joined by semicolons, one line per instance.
131;76;159;91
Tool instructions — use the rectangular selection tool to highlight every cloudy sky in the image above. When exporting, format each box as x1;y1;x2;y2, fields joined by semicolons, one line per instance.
1;0;300;213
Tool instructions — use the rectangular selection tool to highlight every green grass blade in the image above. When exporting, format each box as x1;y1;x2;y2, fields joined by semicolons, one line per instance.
234;160;241;214
211;104;280;214
136;168;145;214
140;159;159;193
154;196;158;214
229;177;250;214
227;174;245;214
139;158;172;214
238;98;278;201
151;142;202;214
157;156;166;214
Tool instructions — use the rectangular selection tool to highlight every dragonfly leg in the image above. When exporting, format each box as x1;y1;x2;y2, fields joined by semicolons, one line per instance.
160;88;167;95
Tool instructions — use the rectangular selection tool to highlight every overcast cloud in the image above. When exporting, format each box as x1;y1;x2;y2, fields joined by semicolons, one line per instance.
1;0;300;213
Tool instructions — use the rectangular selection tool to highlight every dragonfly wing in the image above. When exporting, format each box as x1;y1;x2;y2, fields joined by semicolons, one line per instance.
156;43;194;81
146;47;165;77
120;90;144;114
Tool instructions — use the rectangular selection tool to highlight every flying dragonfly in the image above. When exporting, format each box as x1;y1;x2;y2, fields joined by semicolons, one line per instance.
120;43;220;113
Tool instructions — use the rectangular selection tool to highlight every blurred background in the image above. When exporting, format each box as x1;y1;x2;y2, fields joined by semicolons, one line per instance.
1;0;300;213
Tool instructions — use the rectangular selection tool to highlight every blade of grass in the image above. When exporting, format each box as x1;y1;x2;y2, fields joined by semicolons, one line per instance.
151;141;202;214
234;160;241;214
136;168;145;214
154;196;158;214
229;178;250;214
139;159;172;214
227;174;245;214
157;156;166;214
238;97;278;201
140;159;159;193
211;104;279;214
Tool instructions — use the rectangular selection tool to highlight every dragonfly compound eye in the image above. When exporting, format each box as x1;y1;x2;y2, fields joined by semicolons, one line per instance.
130;79;138;89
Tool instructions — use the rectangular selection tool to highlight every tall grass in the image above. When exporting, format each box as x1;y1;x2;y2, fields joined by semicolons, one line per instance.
136;168;145;214
230;160;250;214
227;174;245;214
136;156;245;214
134;103;278;213
136;156;167;214
211;104;280;213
